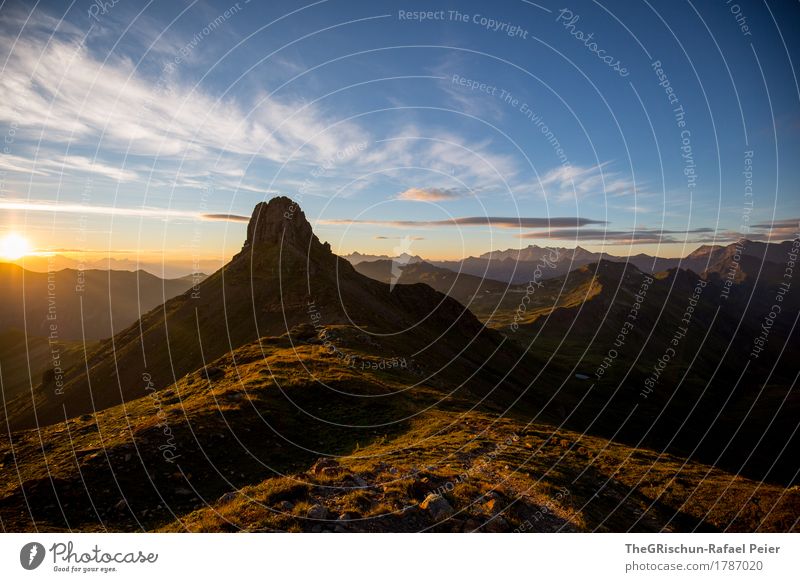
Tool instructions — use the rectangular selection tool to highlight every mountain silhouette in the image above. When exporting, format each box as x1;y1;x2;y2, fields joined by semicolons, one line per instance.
8;197;533;430
0;264;201;340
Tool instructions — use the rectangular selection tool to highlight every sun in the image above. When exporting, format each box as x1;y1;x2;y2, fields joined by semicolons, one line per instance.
0;233;32;260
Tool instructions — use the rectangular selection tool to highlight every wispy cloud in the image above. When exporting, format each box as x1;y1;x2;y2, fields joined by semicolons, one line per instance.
748;218;800;240
517;227;715;244
396;187;463;201
0;199;248;222
0;13;529;202
432;55;506;121
533;162;645;201
364;130;519;195
201;213;249;222
0;16;367;177
0;152;139;181
374;235;425;240
321;216;607;228
702;218;800;243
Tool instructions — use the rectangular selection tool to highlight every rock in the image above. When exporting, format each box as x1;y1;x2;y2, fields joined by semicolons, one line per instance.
483;516;510;532
202;366;225;381
306;504;329;520
310;458;340;475
338;511;360;521
175;487;193;496
400;504;419;517
114;499;128;511
419;494;453;520
321;466;341;478
276;500;294;511
351;475;368;487
289;323;317;342
217;491;237;504
241;197;318;250
462;518;481;532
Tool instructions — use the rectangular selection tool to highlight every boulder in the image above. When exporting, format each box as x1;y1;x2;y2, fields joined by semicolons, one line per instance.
306;504;329;520
419;493;453;520
217;491;237;504
311;458;340;475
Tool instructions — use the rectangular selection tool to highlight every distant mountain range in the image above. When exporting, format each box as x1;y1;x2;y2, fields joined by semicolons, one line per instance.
9;254;224;279
0;264;205;340
346;240;798;284
1;197;797;534
342;251;424;265
356;239;800;483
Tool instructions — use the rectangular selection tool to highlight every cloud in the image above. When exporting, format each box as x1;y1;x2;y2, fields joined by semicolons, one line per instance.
396;187;462;201
747;218;800;240
362;129;519;196
0;14;526;201
0;18;367;170
201;213;249;222
0;152;139;182
374;235;425;240
699;219;800;243
0;199;249;223
750;219;800;230
37;248;135;254
60;155;140;182
321;216;607;229
534;162;645;201
516;227;715;244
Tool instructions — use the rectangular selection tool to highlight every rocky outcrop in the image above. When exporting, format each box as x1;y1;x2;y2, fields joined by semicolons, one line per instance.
242;196;319;251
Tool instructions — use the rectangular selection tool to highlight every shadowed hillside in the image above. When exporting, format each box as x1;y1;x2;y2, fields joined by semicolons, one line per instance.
0;198;797;534
5;198;537;431
0;264;202;340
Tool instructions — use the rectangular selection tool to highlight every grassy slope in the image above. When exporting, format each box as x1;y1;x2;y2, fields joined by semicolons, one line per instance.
0;330;92;408
475;261;799;485
0;329;795;533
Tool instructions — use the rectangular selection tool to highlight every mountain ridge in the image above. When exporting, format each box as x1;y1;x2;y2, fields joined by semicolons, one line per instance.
5;197;535;431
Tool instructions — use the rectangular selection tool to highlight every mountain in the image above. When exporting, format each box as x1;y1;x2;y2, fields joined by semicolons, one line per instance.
353;259;514;308
4;197;535;431
11;254;222;279
428;246;635;284
477;244;600;263
2;324;796;533
341;251;424;265
0;329;91;405
486;258;799;484
0;197;796;533
0;264;204;340
359;250;799;484
350;239;798;285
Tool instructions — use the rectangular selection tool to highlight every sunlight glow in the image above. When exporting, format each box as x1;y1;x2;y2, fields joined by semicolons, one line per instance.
0;233;32;260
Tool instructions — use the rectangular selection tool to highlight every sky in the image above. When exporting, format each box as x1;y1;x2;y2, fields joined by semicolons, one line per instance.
1;0;799;275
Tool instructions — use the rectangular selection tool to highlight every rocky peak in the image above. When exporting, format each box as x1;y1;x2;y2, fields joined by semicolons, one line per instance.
241;196;320;251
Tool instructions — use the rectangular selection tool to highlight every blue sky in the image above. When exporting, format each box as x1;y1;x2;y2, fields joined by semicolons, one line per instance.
1;0;798;271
